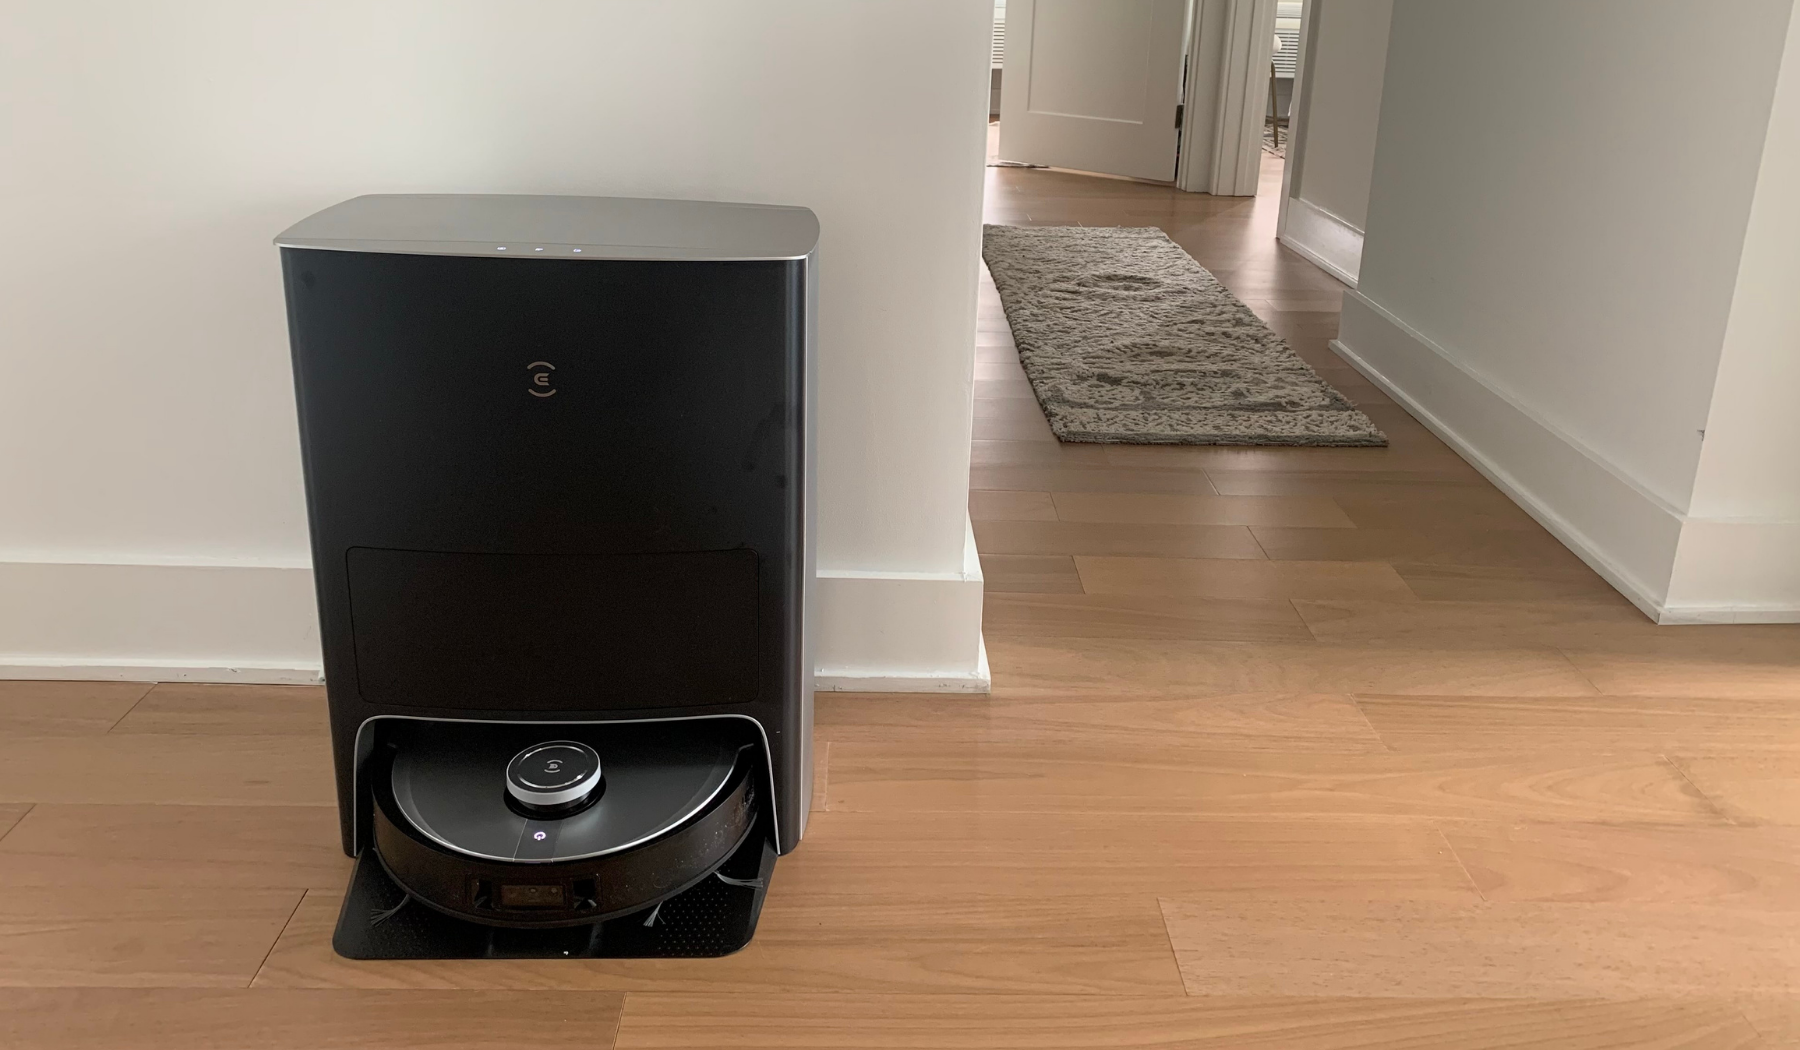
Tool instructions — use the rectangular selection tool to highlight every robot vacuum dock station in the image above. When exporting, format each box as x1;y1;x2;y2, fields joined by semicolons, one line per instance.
276;194;817;959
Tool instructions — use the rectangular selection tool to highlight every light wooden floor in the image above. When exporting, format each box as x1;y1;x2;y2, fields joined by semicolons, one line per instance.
4;157;1800;1048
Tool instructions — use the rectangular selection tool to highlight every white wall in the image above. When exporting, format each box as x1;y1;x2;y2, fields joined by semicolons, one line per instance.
1288;0;1391;227
0;0;994;686
1277;0;1392;284
1667;4;1800;618
1334;0;1800;622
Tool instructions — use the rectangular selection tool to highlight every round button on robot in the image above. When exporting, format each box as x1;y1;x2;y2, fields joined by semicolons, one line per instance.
505;741;603;816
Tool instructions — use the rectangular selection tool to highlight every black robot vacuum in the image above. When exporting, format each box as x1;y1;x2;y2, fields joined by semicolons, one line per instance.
276;194;817;959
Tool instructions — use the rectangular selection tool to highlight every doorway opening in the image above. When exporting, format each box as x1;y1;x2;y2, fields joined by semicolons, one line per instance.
988;0;1279;196
1265;0;1302;157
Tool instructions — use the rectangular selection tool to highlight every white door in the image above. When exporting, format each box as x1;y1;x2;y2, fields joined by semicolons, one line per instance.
997;0;1189;181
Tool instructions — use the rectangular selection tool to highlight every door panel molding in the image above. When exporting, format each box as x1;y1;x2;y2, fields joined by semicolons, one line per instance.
998;0;1189;182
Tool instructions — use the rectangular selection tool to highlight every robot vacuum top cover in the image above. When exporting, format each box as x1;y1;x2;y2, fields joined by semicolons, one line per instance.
383;718;753;865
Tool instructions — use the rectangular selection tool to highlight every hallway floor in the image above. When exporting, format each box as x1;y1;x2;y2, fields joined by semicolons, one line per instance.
2;158;1800;1048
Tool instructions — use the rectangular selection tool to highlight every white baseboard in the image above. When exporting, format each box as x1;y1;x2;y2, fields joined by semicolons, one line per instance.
0;558;324;683
1664;519;1800;622
816;635;991;693
1333;292;1800;625
0;658;325;684
1657;603;1800;625
1333;292;1682;619
0;521;992;690
812;517;990;692
1278;197;1364;287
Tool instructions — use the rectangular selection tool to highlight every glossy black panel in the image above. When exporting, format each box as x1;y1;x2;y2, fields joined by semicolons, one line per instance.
347;547;758;709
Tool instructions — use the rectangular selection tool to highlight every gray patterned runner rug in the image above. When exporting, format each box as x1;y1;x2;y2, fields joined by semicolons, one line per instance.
981;224;1386;446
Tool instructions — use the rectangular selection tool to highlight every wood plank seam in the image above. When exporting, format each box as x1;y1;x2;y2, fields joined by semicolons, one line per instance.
101;683;158;733
1431;826;1490;902
0;802;31;846
1550;647;1607;695
1343;694;1396;754
1662;755;1748;828
250;890;314;989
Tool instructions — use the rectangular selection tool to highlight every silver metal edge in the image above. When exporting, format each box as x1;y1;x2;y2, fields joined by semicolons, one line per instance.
796;248;818;844
273;195;818;260
354;712;780;862
274;240;814;263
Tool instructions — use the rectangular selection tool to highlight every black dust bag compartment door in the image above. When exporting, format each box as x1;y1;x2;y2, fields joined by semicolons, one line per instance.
346;546;760;710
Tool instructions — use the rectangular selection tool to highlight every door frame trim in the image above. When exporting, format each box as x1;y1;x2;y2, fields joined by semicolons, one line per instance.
1177;0;1278;195
1275;0;1316;228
